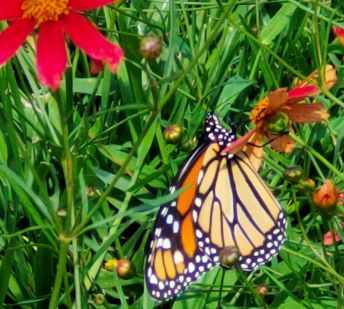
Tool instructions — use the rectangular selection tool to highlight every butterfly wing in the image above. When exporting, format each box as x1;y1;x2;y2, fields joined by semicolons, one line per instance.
193;149;286;271
145;113;286;301
145;144;216;301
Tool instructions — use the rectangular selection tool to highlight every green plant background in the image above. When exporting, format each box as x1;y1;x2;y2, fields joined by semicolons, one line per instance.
0;0;344;308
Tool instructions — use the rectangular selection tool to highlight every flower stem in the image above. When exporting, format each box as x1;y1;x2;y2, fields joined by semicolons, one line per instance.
49;89;77;307
49;242;68;309
289;132;344;182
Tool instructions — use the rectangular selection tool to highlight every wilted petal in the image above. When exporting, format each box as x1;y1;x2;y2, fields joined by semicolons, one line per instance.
283;103;329;123
0;0;24;20
267;130;295;153
0;18;35;65
267;88;289;113
69;0;113;11
60;12;123;71
37;22;67;90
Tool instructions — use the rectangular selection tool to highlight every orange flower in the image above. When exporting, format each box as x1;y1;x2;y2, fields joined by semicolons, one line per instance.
222;65;337;170
312;179;340;211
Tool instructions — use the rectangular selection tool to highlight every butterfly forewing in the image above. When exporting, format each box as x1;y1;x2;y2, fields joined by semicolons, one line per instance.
145;143;216;300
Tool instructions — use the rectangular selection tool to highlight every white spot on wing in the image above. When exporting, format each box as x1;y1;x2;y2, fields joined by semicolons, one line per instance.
174;250;184;264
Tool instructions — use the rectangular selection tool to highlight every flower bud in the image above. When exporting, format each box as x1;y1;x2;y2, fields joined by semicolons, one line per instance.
86;186;96;197
284;167;303;183
256;284;268;296
140;36;162;59
266;112;289;135
219;246;239;269
295;178;315;192
57;208;67;217
92;293;105;305
180;136;197;152
104;258;134;278
312;180;339;211
163;124;184;144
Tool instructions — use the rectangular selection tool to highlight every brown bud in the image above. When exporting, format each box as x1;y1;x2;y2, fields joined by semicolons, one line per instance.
163;124;184;144
256;284;268;296
219;246;239;269
104;258;134;278
140;36;162;59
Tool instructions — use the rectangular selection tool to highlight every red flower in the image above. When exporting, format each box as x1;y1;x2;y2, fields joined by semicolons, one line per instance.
0;0;124;89
333;26;344;46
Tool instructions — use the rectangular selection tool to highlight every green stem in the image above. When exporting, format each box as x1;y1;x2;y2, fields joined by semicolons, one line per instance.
50;89;77;307
48;243;68;309
281;246;344;284
289;132;344;182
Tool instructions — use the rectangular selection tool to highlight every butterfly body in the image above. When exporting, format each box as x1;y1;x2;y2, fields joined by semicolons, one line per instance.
145;113;286;301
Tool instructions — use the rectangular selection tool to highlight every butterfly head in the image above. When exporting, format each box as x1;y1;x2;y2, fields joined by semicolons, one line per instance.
204;113;236;148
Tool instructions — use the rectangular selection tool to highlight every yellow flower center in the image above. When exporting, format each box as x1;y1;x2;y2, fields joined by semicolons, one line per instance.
249;97;270;124
21;0;70;24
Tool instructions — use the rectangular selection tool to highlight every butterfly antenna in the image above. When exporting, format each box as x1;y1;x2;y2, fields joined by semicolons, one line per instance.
246;131;289;148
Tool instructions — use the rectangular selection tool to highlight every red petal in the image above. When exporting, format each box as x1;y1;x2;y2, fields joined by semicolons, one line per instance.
60;12;123;71
0;18;34;65
221;127;256;155
37;22;67;90
69;0;113;11
287;85;319;101
333;26;344;37
0;0;24;20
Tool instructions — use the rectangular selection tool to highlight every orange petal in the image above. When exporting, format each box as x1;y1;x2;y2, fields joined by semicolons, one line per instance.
267;130;295;153
282;103;329;123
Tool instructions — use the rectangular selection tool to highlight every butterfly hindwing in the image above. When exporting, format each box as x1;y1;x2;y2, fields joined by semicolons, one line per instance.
193;150;286;270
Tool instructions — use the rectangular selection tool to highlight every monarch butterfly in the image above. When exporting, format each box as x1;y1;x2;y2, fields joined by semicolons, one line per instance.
145;113;286;301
